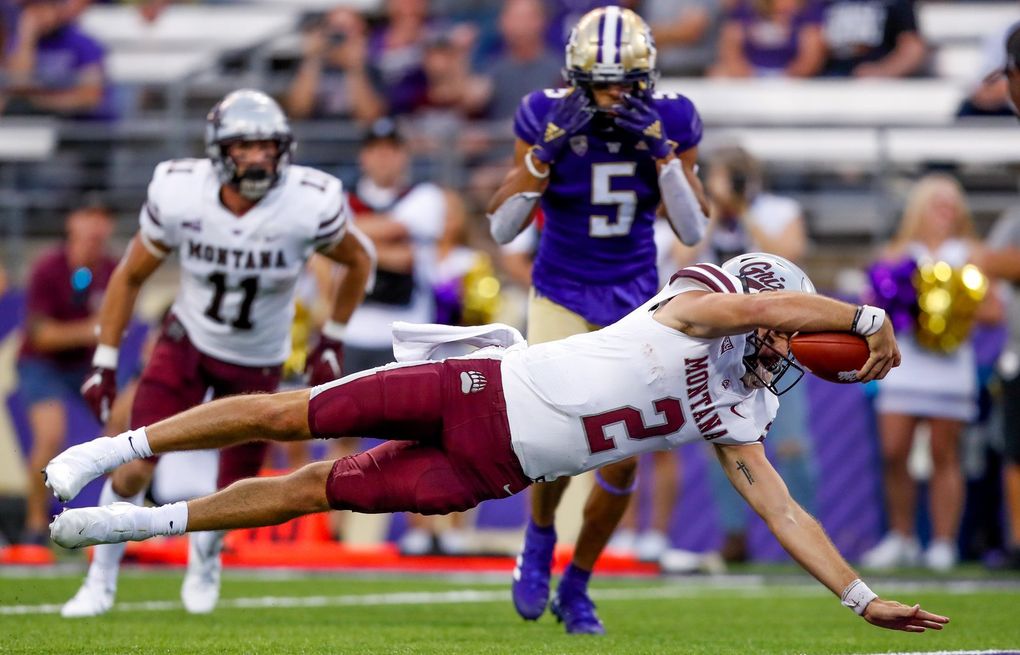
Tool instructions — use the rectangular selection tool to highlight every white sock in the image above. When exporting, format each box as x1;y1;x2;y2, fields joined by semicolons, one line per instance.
148;502;189;537
189;530;225;560
110;428;153;464
87;479;146;589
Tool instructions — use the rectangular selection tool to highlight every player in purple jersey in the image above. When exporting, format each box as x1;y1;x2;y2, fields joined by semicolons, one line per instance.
486;6;710;634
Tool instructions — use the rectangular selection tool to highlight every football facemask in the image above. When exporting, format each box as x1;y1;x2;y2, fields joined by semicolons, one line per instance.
741;330;804;396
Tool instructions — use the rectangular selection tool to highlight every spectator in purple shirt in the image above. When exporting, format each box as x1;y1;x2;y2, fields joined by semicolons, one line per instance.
710;0;826;78
17;205;117;544
3;0;116;120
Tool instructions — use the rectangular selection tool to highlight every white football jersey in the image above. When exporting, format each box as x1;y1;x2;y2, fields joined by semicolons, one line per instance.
139;158;348;366
501;263;779;482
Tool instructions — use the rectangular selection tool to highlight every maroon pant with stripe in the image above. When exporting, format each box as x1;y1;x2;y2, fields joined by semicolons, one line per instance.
308;358;532;515
131;314;281;489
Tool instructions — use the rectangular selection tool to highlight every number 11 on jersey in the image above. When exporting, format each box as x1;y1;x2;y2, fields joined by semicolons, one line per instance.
204;272;259;330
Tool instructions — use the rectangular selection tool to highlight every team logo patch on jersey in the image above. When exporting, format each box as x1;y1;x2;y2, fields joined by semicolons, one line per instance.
544;122;565;143
721;336;734;355
607;142;621;154
570;135;588;156
460;371;487;394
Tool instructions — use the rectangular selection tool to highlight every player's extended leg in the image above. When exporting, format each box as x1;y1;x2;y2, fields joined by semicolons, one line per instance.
50;461;335;548
44;390;313;504
550;457;637;635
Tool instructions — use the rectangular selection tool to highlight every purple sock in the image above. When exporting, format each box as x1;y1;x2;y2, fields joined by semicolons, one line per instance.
560;563;592;593
527;518;556;539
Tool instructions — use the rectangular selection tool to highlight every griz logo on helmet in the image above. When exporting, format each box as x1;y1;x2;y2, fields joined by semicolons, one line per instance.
737;262;787;291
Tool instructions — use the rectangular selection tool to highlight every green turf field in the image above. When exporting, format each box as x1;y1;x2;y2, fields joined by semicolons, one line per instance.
1;569;1018;654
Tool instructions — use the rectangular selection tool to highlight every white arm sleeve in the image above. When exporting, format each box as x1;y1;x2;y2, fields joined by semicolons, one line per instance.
659;158;707;246
487;192;541;245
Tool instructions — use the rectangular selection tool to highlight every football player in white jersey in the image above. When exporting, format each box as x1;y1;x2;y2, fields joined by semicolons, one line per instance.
61;89;374;618
45;254;946;634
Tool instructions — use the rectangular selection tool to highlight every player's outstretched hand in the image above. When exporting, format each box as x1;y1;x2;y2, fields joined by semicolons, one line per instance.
614;90;673;160
306;334;345;387
857;320;900;382
863;598;949;633
81;367;117;424
531;88;592;165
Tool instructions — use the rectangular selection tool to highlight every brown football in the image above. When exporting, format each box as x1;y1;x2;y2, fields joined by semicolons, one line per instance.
789;332;870;384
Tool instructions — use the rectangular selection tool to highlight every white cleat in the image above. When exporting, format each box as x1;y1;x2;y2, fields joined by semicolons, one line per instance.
44;438;121;502
182;531;223;614
61;578;115;618
50;503;153;549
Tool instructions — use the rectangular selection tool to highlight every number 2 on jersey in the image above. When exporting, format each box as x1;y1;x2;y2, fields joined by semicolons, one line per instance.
590;162;637;237
204;272;258;330
582;397;686;454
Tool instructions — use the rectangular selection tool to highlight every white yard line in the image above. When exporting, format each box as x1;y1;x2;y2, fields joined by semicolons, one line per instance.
0;579;1010;617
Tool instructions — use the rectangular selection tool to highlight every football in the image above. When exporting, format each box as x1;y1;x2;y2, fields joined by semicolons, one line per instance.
789;332;870;384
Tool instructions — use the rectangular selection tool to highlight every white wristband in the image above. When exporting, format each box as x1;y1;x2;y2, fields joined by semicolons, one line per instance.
852;305;885;337
92;344;119;370
322;320;347;341
840;579;877;616
524;147;551;179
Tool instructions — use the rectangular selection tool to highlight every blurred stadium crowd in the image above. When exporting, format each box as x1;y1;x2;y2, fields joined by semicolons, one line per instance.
2;0;1020;578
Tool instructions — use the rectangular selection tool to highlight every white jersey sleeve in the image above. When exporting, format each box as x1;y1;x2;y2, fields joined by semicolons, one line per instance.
294;167;348;252
138;158;208;250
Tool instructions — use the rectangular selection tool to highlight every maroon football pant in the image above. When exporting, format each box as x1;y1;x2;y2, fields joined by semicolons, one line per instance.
131;315;282;489
308;359;532;515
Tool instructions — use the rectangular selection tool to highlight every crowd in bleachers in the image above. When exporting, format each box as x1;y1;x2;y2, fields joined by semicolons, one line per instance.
2;0;1020;575
0;0;1013;123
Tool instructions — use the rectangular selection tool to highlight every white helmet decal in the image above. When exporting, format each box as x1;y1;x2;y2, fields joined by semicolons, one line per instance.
722;253;816;294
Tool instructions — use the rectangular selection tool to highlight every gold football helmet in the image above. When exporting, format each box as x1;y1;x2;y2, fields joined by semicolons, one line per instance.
564;6;658;91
